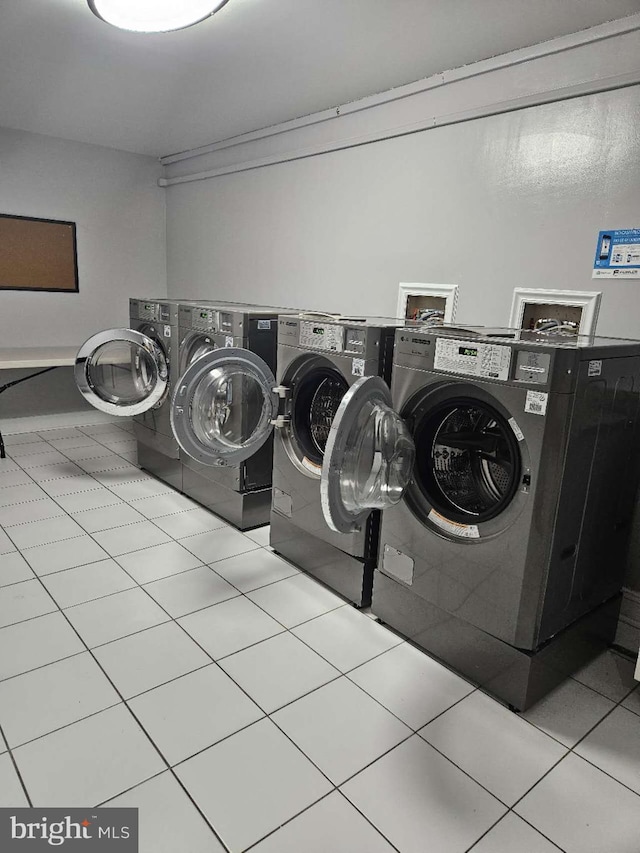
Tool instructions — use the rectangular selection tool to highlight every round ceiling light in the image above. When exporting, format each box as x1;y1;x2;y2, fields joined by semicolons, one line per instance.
88;0;230;33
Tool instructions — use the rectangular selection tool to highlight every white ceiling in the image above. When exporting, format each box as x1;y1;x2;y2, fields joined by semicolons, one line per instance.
1;0;639;158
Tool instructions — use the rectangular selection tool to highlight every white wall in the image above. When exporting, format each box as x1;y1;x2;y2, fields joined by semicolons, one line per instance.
0;127;166;347
165;84;640;335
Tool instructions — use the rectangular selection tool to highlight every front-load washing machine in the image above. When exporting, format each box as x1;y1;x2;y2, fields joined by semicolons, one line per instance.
75;298;183;488
320;326;640;709
169;302;282;529
269;315;406;606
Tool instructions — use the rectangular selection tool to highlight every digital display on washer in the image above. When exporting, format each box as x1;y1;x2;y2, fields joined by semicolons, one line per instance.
458;347;478;357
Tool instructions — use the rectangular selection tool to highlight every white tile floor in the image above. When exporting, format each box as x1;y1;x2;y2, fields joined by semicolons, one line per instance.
1;421;640;852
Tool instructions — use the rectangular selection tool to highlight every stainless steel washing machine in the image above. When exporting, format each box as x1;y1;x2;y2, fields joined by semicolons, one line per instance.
75;298;183;488
269;315;405;606
169;302;281;529
320;326;640;709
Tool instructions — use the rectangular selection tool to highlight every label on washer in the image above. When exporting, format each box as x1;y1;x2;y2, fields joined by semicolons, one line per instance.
428;509;480;539
163;325;171;338
588;359;602;377
508;417;525;442
257;319;272;330
525;390;548;416
224;336;234;348
352;358;365;377
434;338;511;381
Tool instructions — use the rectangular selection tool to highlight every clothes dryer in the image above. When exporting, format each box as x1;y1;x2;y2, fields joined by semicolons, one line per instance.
75;298;183;488
320;326;640;709
170;302;281;529
269;315;406;606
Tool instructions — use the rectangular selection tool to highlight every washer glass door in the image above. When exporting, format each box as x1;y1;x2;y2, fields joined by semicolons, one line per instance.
75;328;169;416
171;347;278;467
321;376;415;534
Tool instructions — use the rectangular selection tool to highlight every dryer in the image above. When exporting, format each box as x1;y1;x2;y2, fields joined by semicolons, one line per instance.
269;315;405;606
75;298;183;488
170;302;280;529
320;326;640;709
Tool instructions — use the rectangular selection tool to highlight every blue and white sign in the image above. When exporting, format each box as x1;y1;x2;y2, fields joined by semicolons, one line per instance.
593;229;640;278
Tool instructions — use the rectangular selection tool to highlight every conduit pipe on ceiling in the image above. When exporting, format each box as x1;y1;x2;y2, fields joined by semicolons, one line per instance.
158;13;640;187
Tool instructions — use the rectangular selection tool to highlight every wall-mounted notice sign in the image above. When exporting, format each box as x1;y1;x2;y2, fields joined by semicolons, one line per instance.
593;229;640;279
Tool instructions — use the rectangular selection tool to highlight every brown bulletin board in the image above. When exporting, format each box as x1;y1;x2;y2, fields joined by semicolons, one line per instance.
0;214;78;292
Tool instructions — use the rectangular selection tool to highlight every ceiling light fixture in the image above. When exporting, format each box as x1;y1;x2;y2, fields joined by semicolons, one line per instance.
88;0;230;33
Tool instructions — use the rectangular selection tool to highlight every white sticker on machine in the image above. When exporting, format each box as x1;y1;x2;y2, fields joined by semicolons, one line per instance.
508;417;525;441
163;325;171;338
588;360;602;377
352;358;365;377
224;336;234;348
257;320;272;330
428;509;480;539
525;390;548;416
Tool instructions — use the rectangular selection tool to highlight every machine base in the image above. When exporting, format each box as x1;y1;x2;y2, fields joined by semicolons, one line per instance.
270;511;373;607
182;465;271;530
137;442;183;492
371;570;621;711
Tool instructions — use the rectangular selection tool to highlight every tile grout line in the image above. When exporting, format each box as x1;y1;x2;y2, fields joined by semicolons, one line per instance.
0;721;34;809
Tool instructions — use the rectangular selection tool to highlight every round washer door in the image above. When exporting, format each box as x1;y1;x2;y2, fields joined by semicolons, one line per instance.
321;376;415;534
75;328;169;416
171;347;278;467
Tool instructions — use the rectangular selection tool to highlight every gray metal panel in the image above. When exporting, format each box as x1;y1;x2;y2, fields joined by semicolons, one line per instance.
538;356;640;641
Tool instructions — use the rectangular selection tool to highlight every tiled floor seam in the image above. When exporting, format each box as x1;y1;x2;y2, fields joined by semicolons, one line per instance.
463;809;566;853
505;706;640;816
0;721;33;807
4;701;124;752
241;788;405;853
340;717;508;810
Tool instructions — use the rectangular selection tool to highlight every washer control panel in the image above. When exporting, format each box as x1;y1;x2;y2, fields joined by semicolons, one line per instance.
434;338;511;381
190;308;218;332
139;302;159;321
299;321;344;352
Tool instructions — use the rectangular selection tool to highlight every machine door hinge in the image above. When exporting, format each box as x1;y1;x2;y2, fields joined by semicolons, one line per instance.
271;414;291;429
272;385;291;399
